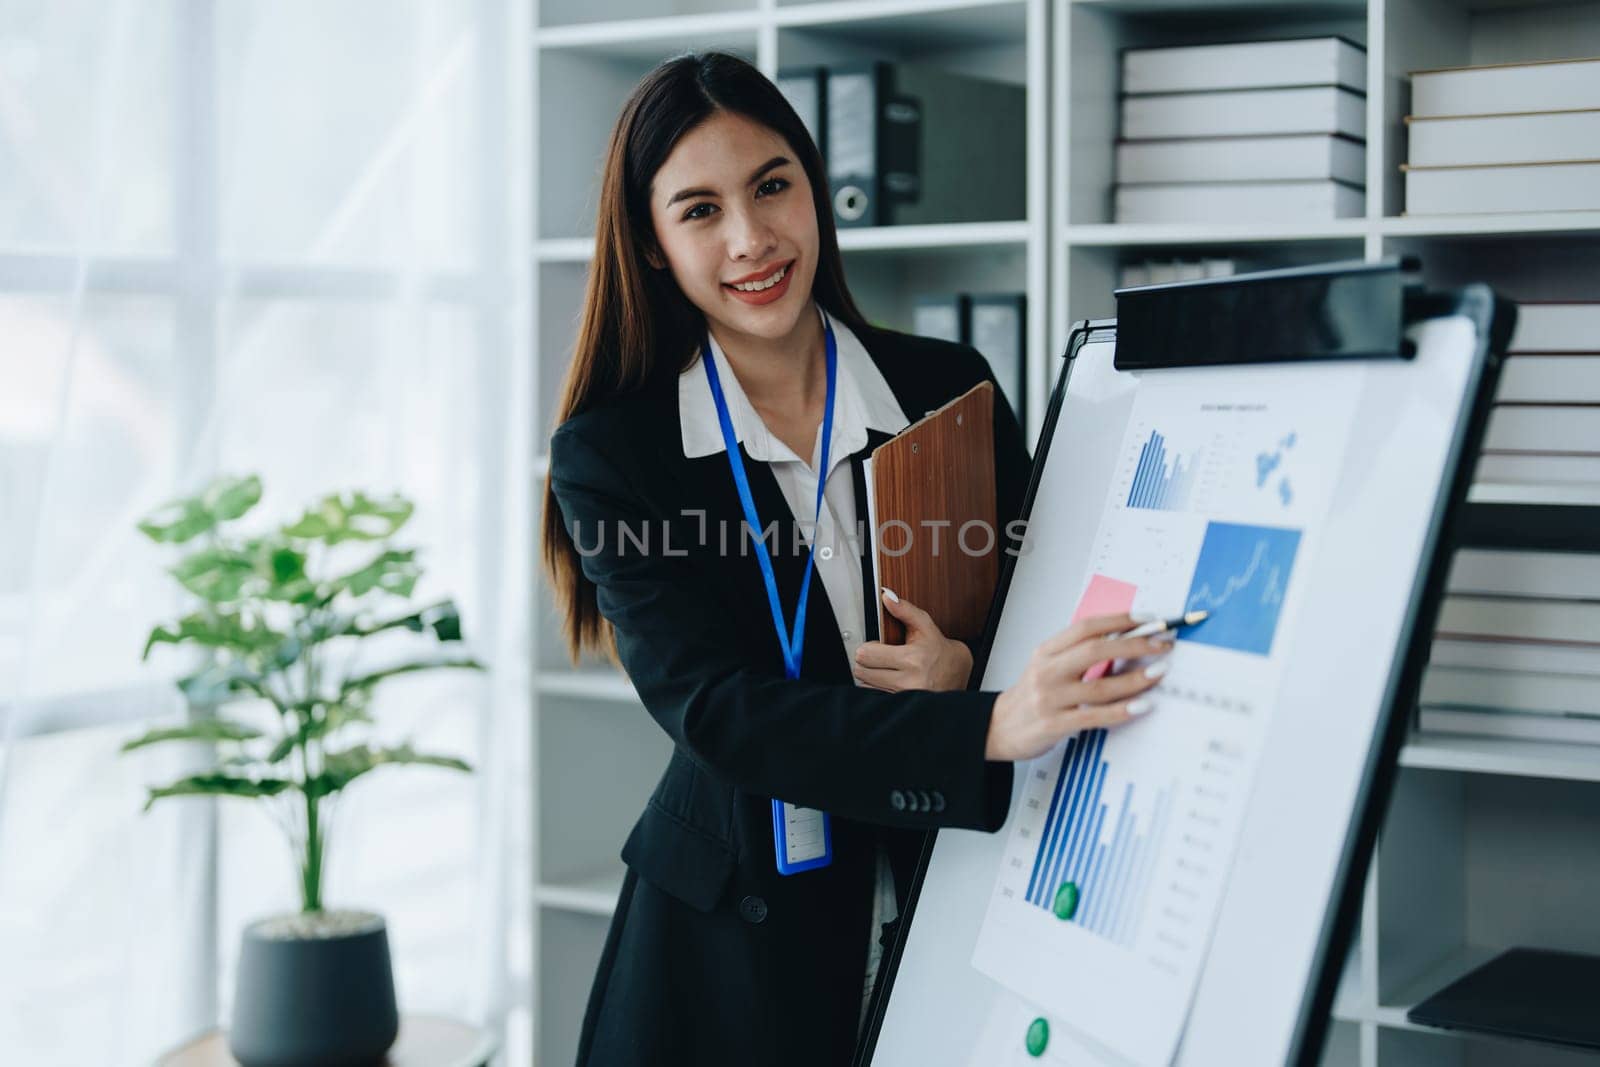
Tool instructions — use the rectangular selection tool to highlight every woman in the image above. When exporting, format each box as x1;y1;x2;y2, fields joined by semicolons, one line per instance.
541;52;1169;1066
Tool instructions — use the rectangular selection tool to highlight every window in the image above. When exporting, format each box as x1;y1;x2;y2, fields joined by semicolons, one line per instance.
0;4;529;1062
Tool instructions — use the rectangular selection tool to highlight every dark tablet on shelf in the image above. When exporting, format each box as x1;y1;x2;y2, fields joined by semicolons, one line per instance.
1409;948;1600;1051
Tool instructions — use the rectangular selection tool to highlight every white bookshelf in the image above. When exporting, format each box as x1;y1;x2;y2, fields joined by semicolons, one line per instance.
529;0;1600;1063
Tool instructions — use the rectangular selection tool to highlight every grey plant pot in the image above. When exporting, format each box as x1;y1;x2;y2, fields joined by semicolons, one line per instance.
228;910;399;1067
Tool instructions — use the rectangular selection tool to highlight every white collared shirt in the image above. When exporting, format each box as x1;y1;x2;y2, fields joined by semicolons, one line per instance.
679;305;910;665
678;303;910;1030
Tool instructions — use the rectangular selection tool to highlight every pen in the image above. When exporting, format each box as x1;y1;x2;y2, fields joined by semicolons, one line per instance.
1120;610;1209;640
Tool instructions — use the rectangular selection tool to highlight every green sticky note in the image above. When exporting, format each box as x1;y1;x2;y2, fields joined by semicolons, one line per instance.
1052;881;1080;920
1025;1017;1050;1057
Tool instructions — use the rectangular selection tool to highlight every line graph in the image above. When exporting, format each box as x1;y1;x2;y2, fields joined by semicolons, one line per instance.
1181;522;1302;656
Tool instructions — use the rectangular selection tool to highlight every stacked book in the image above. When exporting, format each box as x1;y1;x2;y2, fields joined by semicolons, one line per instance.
1404;56;1600;214
1420;548;1600;743
1476;301;1600;490
1115;37;1367;224
1118;258;1237;288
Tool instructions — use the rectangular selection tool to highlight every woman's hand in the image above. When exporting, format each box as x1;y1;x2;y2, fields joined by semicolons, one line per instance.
986;613;1172;762
851;588;973;693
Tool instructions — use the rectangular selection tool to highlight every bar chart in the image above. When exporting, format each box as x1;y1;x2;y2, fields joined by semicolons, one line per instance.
1125;429;1200;511
1024;729;1175;949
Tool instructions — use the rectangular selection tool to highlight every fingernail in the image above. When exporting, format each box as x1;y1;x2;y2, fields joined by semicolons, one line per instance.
1128;698;1155;716
1144;660;1170;680
883;587;900;603
1151;630;1178;642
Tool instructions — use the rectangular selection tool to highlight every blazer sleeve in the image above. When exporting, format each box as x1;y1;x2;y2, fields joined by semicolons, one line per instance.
550;422;1013;833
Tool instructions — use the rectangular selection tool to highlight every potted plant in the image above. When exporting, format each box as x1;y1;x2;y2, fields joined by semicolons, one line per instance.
123;474;482;1067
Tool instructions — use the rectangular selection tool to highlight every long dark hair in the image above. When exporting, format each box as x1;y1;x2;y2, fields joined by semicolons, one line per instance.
541;51;870;665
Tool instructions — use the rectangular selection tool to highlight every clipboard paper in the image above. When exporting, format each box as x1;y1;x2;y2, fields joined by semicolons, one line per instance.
867;381;999;646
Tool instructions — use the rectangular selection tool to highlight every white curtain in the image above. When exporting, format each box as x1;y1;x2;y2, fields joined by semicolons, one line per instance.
0;1;533;1063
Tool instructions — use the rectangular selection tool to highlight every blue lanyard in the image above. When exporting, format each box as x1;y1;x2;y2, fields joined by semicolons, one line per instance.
701;315;838;680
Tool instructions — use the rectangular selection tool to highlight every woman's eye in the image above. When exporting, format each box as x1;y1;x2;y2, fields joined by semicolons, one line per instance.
756;177;789;198
683;202;716;221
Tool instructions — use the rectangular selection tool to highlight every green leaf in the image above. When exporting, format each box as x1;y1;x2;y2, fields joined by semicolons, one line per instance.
121;719;264;753
281;491;414;545
262;695;374;764
341;655;485;699
353;599;466;642
142;773;293;811
162;536;321;606
168;547;257;603
143;610;287;660
329;548;421;600
424;601;464;642
178;659;285;710
260;543;317;603
208;475;265;522
309;742;472;797
137;475;263;544
315;699;374;739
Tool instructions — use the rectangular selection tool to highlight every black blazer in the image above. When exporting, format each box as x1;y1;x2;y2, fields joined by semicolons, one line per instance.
548;324;1033;1066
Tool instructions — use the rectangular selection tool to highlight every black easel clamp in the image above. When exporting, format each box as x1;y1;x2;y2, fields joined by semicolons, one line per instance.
1114;257;1422;371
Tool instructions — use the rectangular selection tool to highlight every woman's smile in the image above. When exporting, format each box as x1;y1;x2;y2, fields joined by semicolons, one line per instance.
724;258;796;306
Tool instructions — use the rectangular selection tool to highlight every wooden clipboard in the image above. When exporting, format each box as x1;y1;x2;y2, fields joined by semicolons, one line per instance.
865;381;999;646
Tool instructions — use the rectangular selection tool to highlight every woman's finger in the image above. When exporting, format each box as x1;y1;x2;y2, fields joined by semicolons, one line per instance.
1065;695;1157;734
1072;659;1168;707
854;640;914;670
1039;612;1137;658
882;588;937;635
852;663;906;691
1055;632;1173;679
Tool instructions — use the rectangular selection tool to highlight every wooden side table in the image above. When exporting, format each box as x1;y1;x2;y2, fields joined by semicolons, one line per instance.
156;1013;497;1067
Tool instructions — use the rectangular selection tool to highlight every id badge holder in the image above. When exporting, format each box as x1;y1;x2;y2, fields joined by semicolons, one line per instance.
772;799;832;875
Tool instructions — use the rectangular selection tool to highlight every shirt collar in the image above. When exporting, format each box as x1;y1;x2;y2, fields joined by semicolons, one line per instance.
678;304;910;467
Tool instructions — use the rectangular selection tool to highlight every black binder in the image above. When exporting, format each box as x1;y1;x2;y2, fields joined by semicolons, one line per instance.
969;292;1027;429
776;66;827;156
912;293;1027;428
824;62;1026;228
912;293;970;343
825;63;920;228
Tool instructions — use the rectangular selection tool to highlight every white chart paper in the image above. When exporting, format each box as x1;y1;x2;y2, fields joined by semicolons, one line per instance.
969;368;1360;1065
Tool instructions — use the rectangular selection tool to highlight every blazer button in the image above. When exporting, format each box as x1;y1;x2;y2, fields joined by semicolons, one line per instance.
917;790;932;812
739;895;768;924
931;791;946;813
890;789;907;811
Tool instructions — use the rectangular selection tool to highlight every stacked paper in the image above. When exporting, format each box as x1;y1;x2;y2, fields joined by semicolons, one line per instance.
1474;302;1600;493
1420;549;1600;744
1114;37;1367;223
1117;258;1236;288
1404;56;1600;214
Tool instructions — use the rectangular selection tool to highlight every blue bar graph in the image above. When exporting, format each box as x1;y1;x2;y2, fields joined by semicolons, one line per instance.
1125;429;1199;512
1026;729;1173;948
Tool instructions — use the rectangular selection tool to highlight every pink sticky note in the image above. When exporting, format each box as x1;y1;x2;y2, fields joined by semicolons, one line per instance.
1072;574;1138;681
